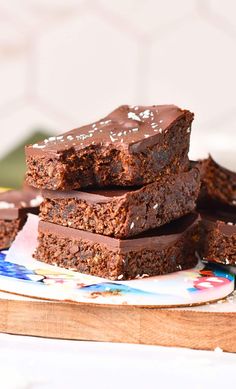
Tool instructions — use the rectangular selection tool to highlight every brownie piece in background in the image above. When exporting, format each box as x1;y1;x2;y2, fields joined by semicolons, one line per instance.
40;166;201;239
199;204;236;266
195;153;236;265
34;213;200;280
198;155;236;207
0;190;42;249
25;104;193;190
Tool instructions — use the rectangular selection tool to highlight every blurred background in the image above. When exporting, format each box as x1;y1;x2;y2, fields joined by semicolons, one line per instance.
0;0;235;187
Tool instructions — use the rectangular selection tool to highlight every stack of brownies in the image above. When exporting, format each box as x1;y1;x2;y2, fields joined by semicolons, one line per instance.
25;104;202;280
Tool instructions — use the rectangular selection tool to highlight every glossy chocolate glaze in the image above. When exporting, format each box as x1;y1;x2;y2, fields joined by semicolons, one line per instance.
42;187;131;204
38;213;199;253
42;165;197;205
26;105;192;156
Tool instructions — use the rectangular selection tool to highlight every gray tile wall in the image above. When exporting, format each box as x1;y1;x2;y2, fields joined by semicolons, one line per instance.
0;0;235;162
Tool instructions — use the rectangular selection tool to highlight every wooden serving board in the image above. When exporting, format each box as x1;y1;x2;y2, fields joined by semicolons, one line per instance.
1;291;236;353
2;215;236;352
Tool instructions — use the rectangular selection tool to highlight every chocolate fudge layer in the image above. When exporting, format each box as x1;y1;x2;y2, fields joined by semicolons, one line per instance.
25;105;193;190
0;190;42;249
41;166;201;239
199;155;236;206
199;204;236;266
34;214;200;280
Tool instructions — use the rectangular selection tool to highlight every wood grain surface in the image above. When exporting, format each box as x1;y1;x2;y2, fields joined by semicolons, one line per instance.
1;296;236;352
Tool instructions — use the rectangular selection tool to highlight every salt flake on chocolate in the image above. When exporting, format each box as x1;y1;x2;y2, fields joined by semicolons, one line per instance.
128;112;141;121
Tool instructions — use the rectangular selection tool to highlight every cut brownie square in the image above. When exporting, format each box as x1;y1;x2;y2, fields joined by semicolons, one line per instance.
199;155;236;207
25;105;193;190
40;165;201;239
199;204;236;266
34;213;200;280
0;190;42;249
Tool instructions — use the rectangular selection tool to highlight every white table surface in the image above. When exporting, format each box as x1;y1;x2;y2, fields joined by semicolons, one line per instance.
0;333;235;389
0;289;236;389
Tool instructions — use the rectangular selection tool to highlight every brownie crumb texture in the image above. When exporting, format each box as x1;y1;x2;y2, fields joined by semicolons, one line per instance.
40;167;201;238
0;218;23;250
200;220;236;266
201;156;236;206
34;221;200;280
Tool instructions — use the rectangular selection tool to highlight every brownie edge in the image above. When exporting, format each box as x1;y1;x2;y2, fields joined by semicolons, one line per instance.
25;105;193;190
34;214;200;280
200;155;236;206
40;166;201;238
0;218;23;250
199;209;236;266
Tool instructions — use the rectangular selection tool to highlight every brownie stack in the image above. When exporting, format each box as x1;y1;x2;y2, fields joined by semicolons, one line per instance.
25;104;201;280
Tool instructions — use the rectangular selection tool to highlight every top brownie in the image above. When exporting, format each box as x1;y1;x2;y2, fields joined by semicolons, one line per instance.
25;104;193;190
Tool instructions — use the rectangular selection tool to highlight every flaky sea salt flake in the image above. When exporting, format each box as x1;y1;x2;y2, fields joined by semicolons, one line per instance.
128;112;141;121
110;134;117;142
32;144;45;149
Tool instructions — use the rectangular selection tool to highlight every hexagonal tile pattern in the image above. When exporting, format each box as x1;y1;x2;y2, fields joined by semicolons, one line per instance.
0;0;83;34
0;0;235;161
37;13;139;125
148;17;236;135
21;0;83;12
0;103;62;158
0;20;27;106
189;126;236;161
98;0;194;36
189;107;236;160
208;0;236;28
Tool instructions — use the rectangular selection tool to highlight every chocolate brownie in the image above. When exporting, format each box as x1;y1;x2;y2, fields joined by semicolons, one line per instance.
0;190;42;249
199;203;236;266
34;213;200;280
199;155;236;206
40;166;201;239
25;105;193;190
0;219;23;251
